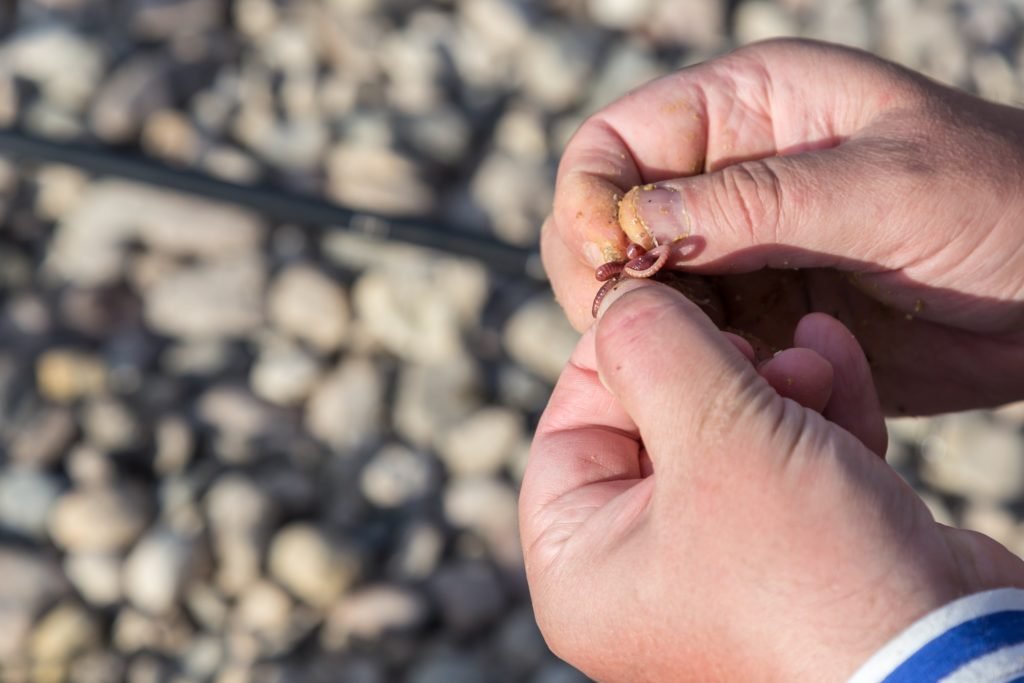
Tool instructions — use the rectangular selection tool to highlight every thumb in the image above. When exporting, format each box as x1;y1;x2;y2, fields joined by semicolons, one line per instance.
616;141;915;273
594;278;804;478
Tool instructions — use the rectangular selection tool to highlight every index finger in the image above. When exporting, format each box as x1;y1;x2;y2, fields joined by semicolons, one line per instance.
554;38;913;268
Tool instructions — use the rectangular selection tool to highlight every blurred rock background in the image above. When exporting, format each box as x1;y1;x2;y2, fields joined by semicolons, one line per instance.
1;0;1024;681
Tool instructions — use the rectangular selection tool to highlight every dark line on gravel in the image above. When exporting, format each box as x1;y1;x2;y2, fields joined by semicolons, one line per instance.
0;129;546;282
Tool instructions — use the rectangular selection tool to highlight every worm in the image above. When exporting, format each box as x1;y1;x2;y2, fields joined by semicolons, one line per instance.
622;244;669;278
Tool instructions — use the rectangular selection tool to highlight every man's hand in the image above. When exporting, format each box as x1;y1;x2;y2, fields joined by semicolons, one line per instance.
546;38;1024;414
521;280;1024;682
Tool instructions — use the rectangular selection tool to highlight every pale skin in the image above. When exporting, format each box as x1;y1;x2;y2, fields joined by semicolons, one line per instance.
543;38;1024;414
522;39;1024;681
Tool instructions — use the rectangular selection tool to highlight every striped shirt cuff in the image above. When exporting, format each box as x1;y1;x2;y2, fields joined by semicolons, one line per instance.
847;588;1024;683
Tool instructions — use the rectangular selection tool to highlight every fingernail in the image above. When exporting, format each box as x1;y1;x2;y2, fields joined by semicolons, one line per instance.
595;277;649;319
635;186;688;243
583;242;605;268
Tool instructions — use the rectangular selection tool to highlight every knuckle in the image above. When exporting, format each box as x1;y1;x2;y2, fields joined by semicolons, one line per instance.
689;365;775;447
707;160;784;245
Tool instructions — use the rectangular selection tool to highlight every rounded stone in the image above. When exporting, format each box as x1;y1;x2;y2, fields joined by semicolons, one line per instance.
49;486;150;554
360;444;435;508
268;523;361;609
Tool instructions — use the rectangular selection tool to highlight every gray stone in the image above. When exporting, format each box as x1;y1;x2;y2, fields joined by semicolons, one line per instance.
90;55;171;143
451;0;528;88
268;264;350;352
268;523;362;609
239;117;328;171
494;107;549;163
204;475;278;595
471;151;553;245
48;180;264;288
809;0;871;50
360;444;436;508
0;469;62;539
182;634;224;681
34;164;90;222
144;256;265;340
48;485;150;554
587;0;652;29
518;28;597;111
960;503;1019;550
230;580;309;658
0;61;16;127
504;295;579;383
9;407;75;468
24;98;85;139
428;562;505;633
131;0;227;40
582;42;665;114
971;53;1019;105
495;607;549;675
112;605;194;656
444;476;521;567
6;293;50;337
184;582;229;633
532;662;591;683
153;416;194;476
393;354;482;449
379;23;447;113
201;145;263;184
0;548;68;663
321;584;429;649
198;385;285;457
82;397;140;452
31;601;100;664
234;0;278;38
388;521;445;581
646;0;724;49
0;247;31;290
141;109;203;166
64;553;122;607
437;407;524;477
963;0;1017;46
921;413;1024;502
68;651;127;683
408;652;488;683
66;446;116;489
161;340;232;377
352;257;488;363
305;357;384;451
123;528;198;615
326;143;435;216
250;341;321;406
1;28;105;112
405;107;471;165
734;1;799;45
498;363;553;413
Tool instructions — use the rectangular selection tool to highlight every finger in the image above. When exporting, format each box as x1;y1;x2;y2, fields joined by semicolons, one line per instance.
555;38;920;267
758;348;833;413
794;313;888;457
724;331;755;362
520;325;644;542
613;141;925;274
541;216;600;332
593;278;788;476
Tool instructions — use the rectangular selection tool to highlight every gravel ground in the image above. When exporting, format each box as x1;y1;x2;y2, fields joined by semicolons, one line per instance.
2;1;1024;682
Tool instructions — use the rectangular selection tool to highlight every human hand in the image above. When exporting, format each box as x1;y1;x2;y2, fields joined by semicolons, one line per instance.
545;38;1024;414
520;279;1024;682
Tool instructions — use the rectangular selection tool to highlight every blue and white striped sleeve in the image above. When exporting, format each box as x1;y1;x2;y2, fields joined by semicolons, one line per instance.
847;588;1024;683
